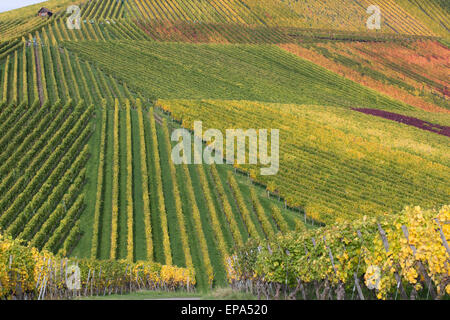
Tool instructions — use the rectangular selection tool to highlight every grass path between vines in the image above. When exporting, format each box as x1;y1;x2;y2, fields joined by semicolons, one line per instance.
78;288;256;300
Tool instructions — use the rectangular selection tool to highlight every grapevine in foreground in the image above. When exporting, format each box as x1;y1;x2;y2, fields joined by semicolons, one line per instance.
228;205;450;300
0;234;195;300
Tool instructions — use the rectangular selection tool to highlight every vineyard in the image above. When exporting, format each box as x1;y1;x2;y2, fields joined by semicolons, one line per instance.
0;1;310;292
279;40;450;114
0;234;194;299
0;0;449;300
60;42;416;112
0;38;304;292
156;99;450;224
229;205;450;300
0;99;92;255
64;40;450;125
71;97;303;289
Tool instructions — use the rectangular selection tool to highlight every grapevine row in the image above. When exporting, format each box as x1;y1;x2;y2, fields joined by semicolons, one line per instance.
0;102;91;227
2;106;92;233
181;161;214;286
136;99;154;261
158;98;449;224
110;98;120;260
0;234;194;300
250;188;275;238
90;100;107;259
160;118;193;268
194;149;230;270
43;194;86;253
210;164;243;247
29;169;87;250
270;206;290;234
149;108;172;265
229;205;450;300
227;172;261;240
8;143;90;239
125;99;134;261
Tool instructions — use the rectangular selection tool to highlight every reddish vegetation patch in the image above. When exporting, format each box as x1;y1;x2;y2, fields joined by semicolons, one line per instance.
353;108;450;137
279;42;450;114
134;20;289;44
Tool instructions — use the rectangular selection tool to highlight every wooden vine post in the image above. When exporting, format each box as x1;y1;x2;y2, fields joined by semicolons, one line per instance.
377;223;408;300
401;225;437;299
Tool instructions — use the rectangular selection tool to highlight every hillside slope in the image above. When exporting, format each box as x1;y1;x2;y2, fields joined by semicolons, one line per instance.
0;0;448;293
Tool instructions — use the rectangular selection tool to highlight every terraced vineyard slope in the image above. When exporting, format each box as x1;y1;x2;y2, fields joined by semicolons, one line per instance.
157;99;450;224
0;0;448;298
